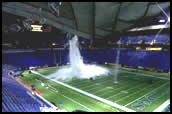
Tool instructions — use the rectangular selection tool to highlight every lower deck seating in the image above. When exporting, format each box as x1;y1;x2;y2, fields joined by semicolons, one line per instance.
2;64;51;112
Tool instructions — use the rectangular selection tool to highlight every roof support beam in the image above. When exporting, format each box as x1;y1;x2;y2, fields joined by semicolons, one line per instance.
92;2;96;40
70;2;78;30
2;2;92;39
112;3;122;32
90;2;96;47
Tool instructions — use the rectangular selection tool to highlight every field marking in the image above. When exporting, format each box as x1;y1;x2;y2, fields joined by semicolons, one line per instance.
61;94;94;112
35;79;94;112
153;99;170;112
88;77;142;98
58;72;139;96
102;79;143;99
85;75;140;93
114;80;163;103
76;77;117;91
80;83;101;91
67;79;90;86
92;87;110;94
85;80;126;93
115;85;150;103
105;81;146;100
70;76;111;88
66;75;110;86
31;70;136;112
73;81;103;90
117;69;169;80
67;79;97;87
82;80;114;92
124;82;169;107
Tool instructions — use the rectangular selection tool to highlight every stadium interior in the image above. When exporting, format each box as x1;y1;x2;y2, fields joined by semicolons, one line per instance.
2;2;170;112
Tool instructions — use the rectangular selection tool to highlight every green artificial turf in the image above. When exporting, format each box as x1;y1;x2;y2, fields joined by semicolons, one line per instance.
20;71;123;112
19;65;170;112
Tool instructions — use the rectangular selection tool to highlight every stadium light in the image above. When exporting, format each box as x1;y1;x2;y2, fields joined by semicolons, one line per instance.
146;47;162;51
168;17;170;22
31;25;42;27
52;43;56;46
32;29;43;32
128;24;169;31
159;19;166;23
31;25;43;32
150;41;154;46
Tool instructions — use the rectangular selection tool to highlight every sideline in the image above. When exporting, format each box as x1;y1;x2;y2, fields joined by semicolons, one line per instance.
153;99;170;112
117;69;170;80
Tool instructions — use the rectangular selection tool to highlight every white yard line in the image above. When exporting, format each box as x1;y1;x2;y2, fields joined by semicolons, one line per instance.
115;86;148;103
71;77;111;89
92;77;142;98
66;75;109;87
124;82;169;107
81;83;101;91
86;77;140;94
61;94;94;112
31;70;136;112
98;81;138;98
85;80;124;93
92;87;109;94
118;69;169;80
82;80;114;92
105;81;145;100
115;80;161;103
79;79;113;91
153;99;170;112
74;82;101;89
68;80;90;86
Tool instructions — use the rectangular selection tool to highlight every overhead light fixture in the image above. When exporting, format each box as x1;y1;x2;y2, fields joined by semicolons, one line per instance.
129;24;169;31
31;25;42;27
168;17;170;22
32;29;43;32
52;43;56;46
146;47;162;51
150;41;154;46
31;25;43;32
159;19;166;23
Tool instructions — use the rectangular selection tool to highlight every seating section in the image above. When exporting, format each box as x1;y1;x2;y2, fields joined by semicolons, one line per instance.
20;52;45;66
2;47;170;71
55;50;69;65
119;50;170;70
37;51;55;66
155;34;169;44
2;64;51;112
2;53;26;68
2;51;55;68
120;34;170;44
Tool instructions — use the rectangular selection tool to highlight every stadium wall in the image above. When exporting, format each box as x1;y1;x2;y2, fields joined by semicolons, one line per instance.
2;49;170;71
55;49;170;71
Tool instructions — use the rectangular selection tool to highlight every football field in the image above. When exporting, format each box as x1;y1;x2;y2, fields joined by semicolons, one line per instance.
19;65;170;112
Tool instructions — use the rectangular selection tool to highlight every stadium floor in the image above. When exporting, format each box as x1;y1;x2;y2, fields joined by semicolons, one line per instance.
19;65;170;112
